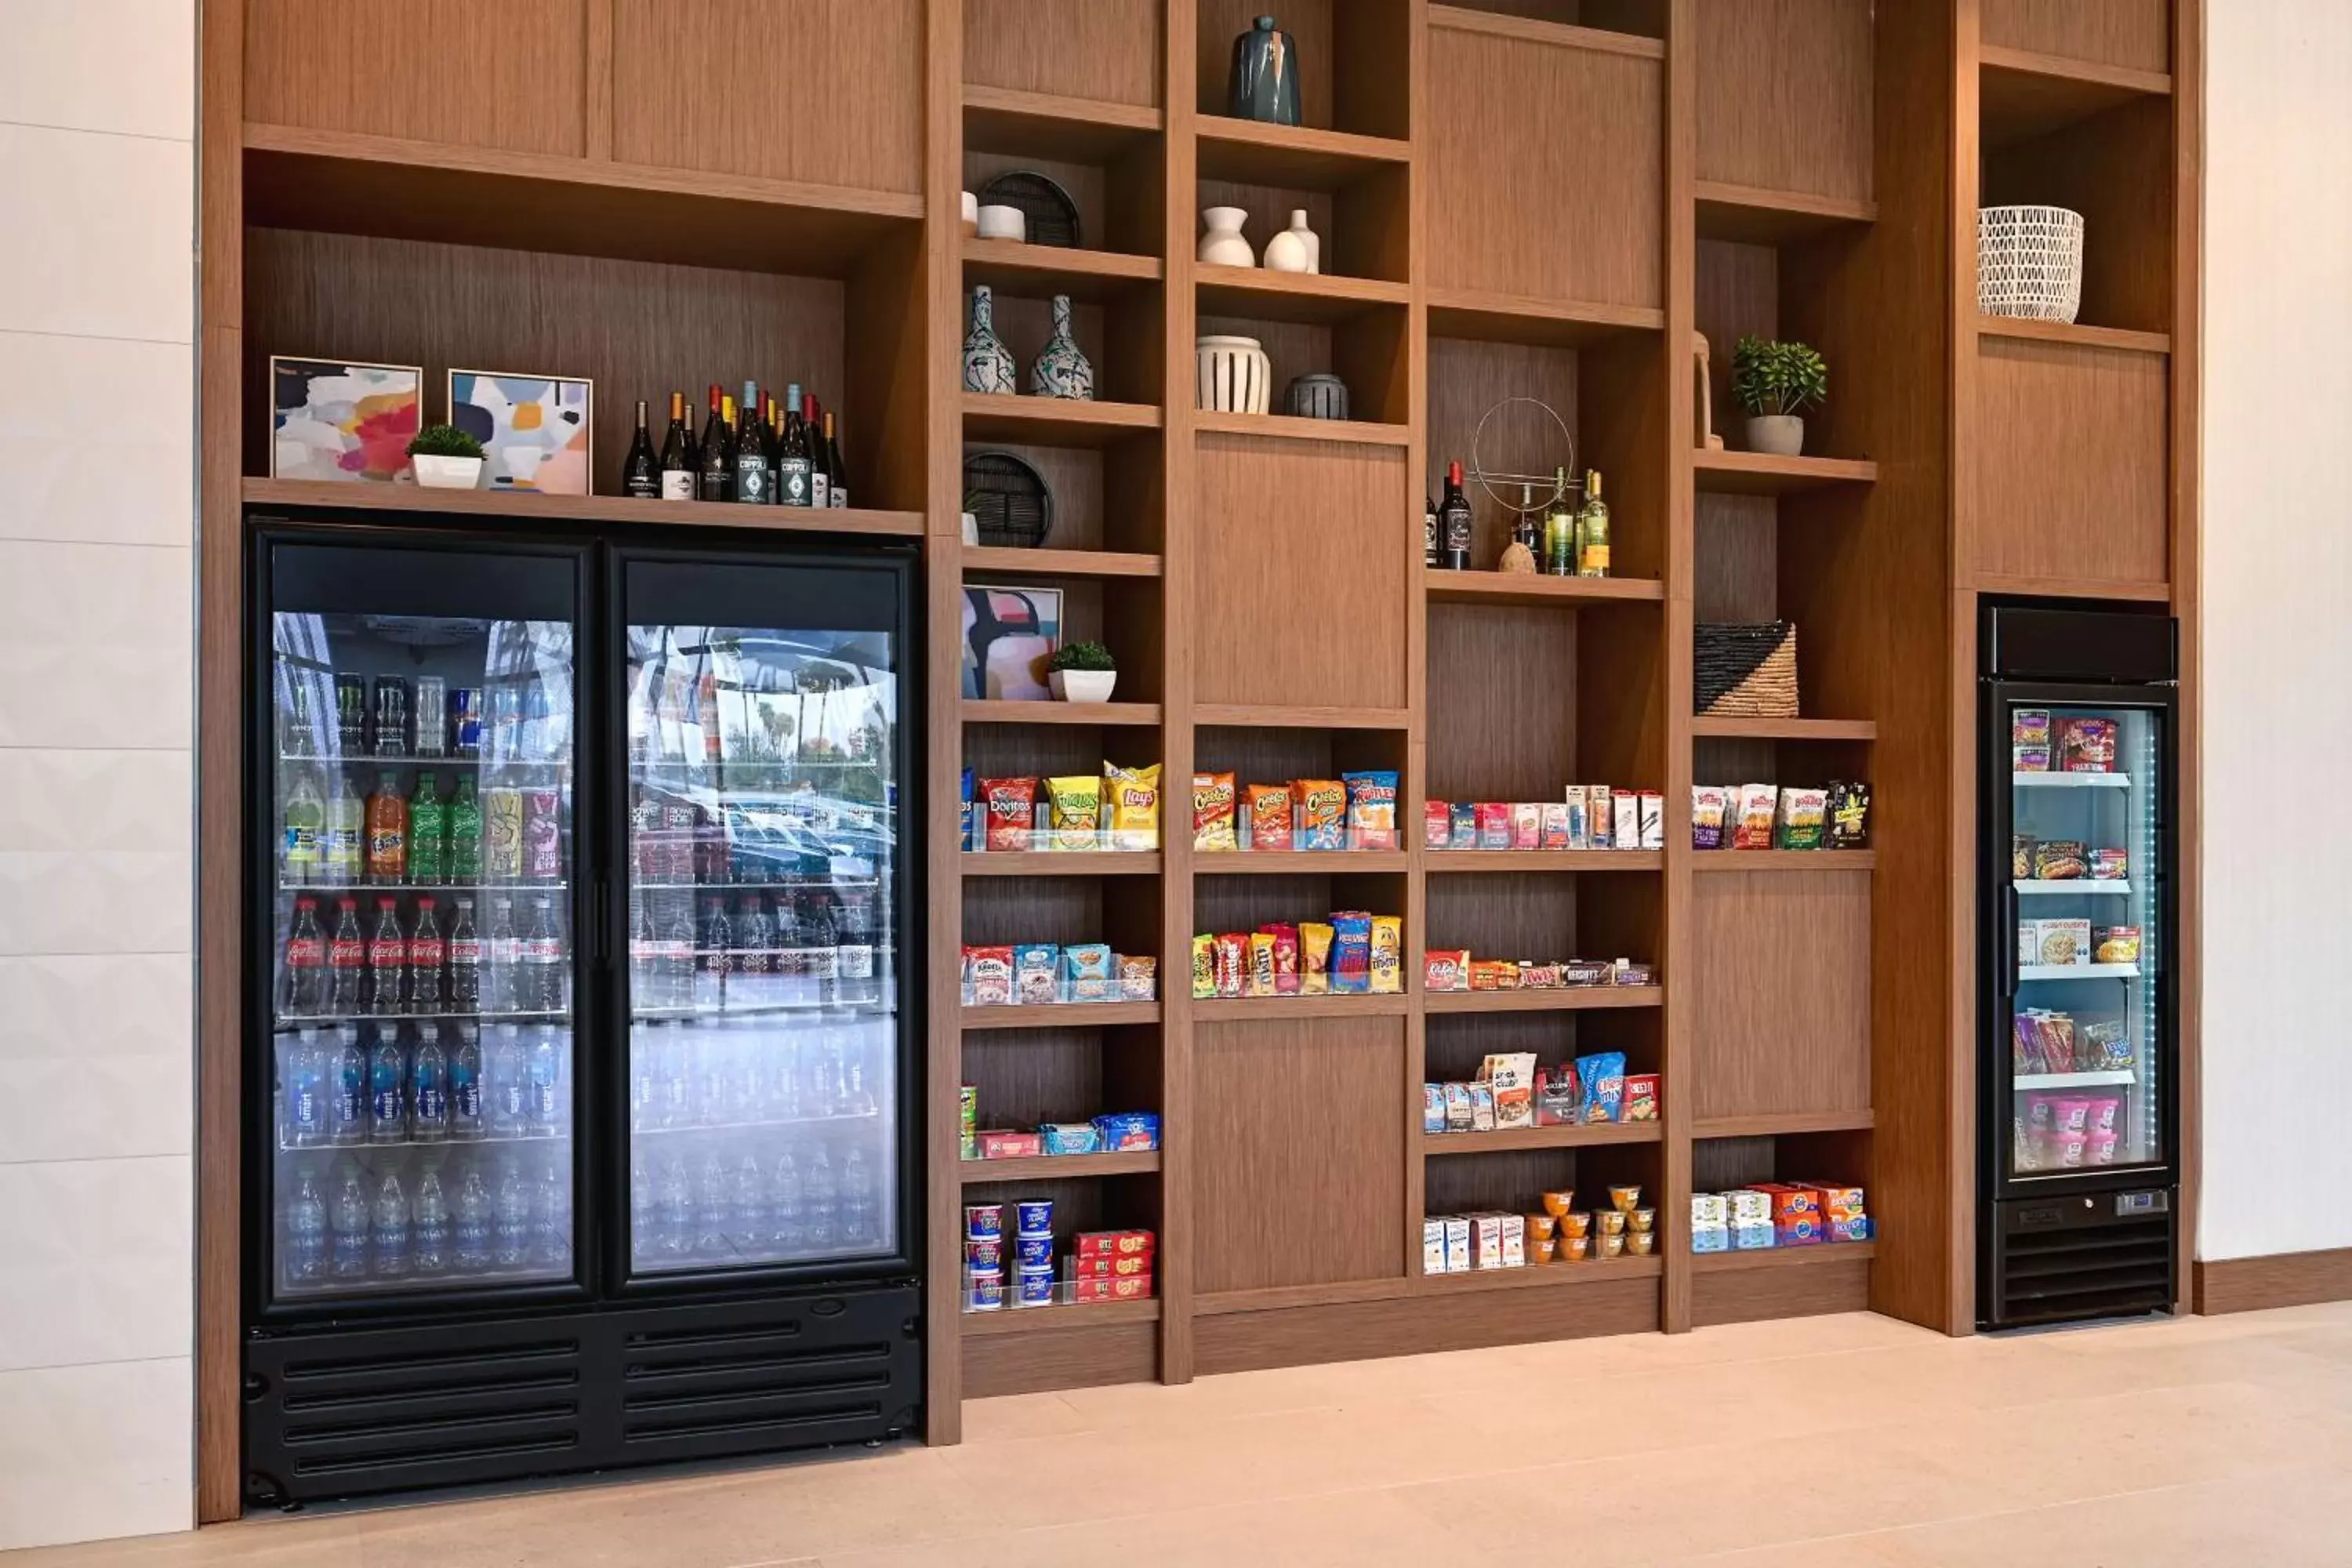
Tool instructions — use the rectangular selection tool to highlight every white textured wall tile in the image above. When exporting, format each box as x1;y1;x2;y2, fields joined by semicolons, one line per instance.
0;848;191;955
0;749;192;851
0;540;191;750
0;0;194;143
0;122;191;343
0;331;194;546
0;1155;189;1371
0;1357;191;1548
0;954;190;1162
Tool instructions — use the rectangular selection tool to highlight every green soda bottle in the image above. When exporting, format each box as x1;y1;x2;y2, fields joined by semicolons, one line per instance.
410;772;447;885
447;775;483;884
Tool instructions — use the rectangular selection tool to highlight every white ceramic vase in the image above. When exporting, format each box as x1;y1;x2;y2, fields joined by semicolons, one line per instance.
1745;415;1806;457
1196;336;1272;415
412;454;483;490
1265;225;1309;273
1198;206;1256;268
1287;209;1320;274
1050;669;1116;703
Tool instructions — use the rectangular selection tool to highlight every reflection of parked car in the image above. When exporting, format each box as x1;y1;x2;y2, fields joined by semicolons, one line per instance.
721;789;895;881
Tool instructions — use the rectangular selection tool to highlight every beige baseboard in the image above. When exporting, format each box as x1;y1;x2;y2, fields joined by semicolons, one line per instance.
2194;1247;2352;1314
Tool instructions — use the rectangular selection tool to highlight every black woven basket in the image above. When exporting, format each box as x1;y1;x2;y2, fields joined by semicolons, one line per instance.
1695;622;1799;717
962;450;1054;549
978;170;1082;249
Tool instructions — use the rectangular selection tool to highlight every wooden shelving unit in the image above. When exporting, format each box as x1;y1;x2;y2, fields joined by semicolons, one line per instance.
192;0;2203;1499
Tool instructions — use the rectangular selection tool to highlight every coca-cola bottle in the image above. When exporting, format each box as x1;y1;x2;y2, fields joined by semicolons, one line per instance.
734;894;775;1011
659;901;696;1010
446;896;482;1014
367;897;407;1015
521;896;565;1015
281;897;325;1017
628;895;657;1007
325;896;365;1014
408;896;445;1014
695;895;731;1013
485;897;519;1015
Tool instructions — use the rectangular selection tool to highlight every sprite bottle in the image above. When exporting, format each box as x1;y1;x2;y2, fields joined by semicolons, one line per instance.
447;775;483;884
411;772;447;885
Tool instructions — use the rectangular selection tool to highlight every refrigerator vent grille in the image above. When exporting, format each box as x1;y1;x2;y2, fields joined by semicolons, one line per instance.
270;1334;587;1483
619;1323;898;1446
1997;1212;2173;1324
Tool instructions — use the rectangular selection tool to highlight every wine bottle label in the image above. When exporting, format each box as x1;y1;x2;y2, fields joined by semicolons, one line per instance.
736;457;769;503
779;459;812;507
625;474;659;499
1443;507;1473;554
660;471;695;501
811;472;829;508
830;486;849;510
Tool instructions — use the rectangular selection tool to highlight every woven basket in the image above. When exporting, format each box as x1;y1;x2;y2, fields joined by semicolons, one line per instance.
1977;205;2084;324
1696;622;1799;718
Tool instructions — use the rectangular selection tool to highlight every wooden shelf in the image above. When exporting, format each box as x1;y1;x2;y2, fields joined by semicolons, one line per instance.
243;123;919;278
961;699;1162;726
1194;116;1410;191
962;852;1162;877
962;85;1163;164
964;546;1162;580
1193;705;1413;730
1690;1241;1877;1274
1693;180;1879;244
1979;45;2171;150
1691;716;1878;742
961;1002;1161;1031
1192;994;1410;1022
960;1150;1161;1185
1424;985;1663;1014
1194;851;1411;874
1424;1122;1663;1156
1695;1109;1876;1139
1415;1254;1664;1294
962;394;1162;448
1690;850;1878;873
1423;570;1664;607
1192;409;1411;447
959;1298;1161;1338
1978;316;2171;356
962;237;1162;303
1425;850;1662;873
1196;265;1409;325
241;477;924;536
1426;5;1664;60
1426;287;1665;348
1973;572;2171;604
1693;450;1880;496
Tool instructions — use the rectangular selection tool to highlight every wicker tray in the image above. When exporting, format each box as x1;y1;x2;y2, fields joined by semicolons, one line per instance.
1696;622;1798;717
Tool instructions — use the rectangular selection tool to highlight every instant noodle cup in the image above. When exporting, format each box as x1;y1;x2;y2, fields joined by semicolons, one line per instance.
1541;1189;1577;1218
1608;1185;1643;1214
1628;1230;1655;1256
2086;1130;2119;1164
2050;1097;2092;1135
1628;1207;1656;1235
1562;1235;1592;1261
2086;1095;2122;1134
1596;1210;1627;1237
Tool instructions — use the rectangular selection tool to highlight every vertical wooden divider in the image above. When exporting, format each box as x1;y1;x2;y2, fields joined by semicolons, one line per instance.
1399;0;1431;1294
583;0;615;161
2167;0;2203;1316
1160;0;1202;1387
1659;0;1698;1337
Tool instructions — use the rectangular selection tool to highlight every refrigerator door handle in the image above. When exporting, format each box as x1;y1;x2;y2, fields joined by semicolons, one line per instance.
1998;883;2018;999
590;880;608;969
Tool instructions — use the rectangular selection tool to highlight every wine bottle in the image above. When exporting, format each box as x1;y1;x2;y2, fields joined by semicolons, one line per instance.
696;384;731;503
658;391;693;501
1439;461;1474;572
824;410;848;509
1542;465;1576;576
777;382;813;508
1424;494;1439;568
622;400;660;499
734;380;771;505
804;394;830;509
1577;469;1611;578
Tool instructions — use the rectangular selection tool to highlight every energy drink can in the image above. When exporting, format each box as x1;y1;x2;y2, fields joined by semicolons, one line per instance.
412;676;446;757
447;687;483;757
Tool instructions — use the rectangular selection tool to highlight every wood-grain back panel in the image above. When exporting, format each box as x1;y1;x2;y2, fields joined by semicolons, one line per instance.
965;0;1164;107
1193;1274;1659;1372
1980;0;2171;74
612;0;924;194
1192;434;1410;709
1426;28;1662;307
245;0;589;156
1688;871;1871;1120
1693;0;1873;202
1974;338;2169;586
1192;1016;1406;1293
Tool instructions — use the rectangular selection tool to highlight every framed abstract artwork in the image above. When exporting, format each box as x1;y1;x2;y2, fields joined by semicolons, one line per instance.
960;585;1063;700
270;357;423;482
448;369;593;495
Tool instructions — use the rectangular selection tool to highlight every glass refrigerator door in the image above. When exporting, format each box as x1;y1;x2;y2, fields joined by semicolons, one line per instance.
267;546;580;1301
621;600;900;1277
2006;702;2165;1181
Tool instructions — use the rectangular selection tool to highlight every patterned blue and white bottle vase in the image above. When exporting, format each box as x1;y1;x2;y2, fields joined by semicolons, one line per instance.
963;285;1018;396
1028;294;1096;401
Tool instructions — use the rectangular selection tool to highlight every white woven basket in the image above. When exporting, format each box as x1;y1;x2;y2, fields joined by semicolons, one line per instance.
1977;205;2084;324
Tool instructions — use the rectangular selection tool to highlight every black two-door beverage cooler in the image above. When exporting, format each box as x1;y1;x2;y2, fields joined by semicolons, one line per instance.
1978;603;2180;1330
242;510;924;1507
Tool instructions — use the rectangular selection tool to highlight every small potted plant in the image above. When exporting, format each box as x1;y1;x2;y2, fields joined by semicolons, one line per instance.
408;423;486;489
1046;641;1117;703
1731;336;1828;457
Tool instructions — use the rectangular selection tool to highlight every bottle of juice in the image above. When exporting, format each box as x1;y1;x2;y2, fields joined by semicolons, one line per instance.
365;770;409;884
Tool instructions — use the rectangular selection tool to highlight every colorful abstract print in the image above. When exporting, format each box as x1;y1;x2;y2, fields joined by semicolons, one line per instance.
271;359;421;482
452;372;592;495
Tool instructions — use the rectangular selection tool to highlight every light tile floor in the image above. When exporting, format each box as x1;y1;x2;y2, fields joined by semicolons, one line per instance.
13;1302;2352;1566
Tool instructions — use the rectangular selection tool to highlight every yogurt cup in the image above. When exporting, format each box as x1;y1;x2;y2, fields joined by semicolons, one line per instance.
2050;1097;2092;1135
2085;1129;2119;1164
2086;1095;2122;1134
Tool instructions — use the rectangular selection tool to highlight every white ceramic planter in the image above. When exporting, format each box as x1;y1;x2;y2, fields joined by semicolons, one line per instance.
1197;206;1256;267
1745;415;1806;457
1051;669;1117;704
1197;335;1272;414
412;454;484;489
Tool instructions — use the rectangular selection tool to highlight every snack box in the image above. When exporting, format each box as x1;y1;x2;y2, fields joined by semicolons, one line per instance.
1639;790;1664;851
2030;918;2092;967
1425;800;1454;850
2093;926;2143;964
1039;1123;1102;1156
1422;1218;1448;1276
1813;1185;1867;1218
1468;1082;1497;1133
1759;1184;1820;1219
1475;801;1514;849
1468;959;1522;990
1073;1229;1156;1258
1444;1215;1472;1274
1726;1190;1772;1226
1623;1073;1661;1122
1093;1112;1162;1151
1062;942;1116;1002
1731;1222;1776;1250
1422;1083;1445;1134
1472;1213;1505;1269
1443;1082;1474;1131
1065;1249;1156;1279
1691;1193;1729;1230
1072;1274;1155;1304
978;1130;1044;1160
1425;949;1471;993
1828;1214;1874;1244
1691;1225;1732;1254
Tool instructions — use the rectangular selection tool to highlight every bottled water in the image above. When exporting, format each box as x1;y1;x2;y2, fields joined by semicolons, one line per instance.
769;1150;803;1255
802;1147;837;1252
630;1158;655;1266
411;1023;448;1143
371;1169;410;1279
657;1021;690;1129
532;1158;572;1272
526;1027;563;1137
492;1159;531;1270
723;1020;764;1124
327;1025;367;1147
367;1025;407;1145
630;1027;659;1133
729;1154;768;1254
693;1025;728;1128
411;1168;449;1276
655;1156;693;1261
840;1146;876;1248
694;1154;731;1257
452;1163;492;1273
284;1028;326;1148
448;1023;483;1141
285;1169;328;1286
488;1025;525;1138
330;1167;370;1280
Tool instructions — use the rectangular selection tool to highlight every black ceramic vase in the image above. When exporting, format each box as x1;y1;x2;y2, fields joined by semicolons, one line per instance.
1229;16;1301;126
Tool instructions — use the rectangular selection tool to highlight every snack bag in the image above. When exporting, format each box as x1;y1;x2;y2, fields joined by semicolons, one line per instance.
1245;931;1278;997
1062;942;1115;1002
1300;922;1334;995
1825;780;1871;849
1574;1051;1627;1123
1443;1082;1475;1132
1774;787;1828;850
1212;932;1247;998
1368;915;1403;993
960;766;978;850
1269;924;1301;994
1190;934;1216;1000
979;777;1037;852
1118;954;1157;1000
1691;785;1728;850
1105;763;1163;851
1424;801;1453;850
1342;770;1400;850
1013;943;1059;1005
1294;779;1346;850
1192;771;1237;852
966;946;1014;1006
1047;775;1103;852
1248;782;1294;851
1733;783;1778;850
1479;1052;1537;1130
1468;1083;1497;1132
1422;1083;1445;1134
1330;913;1373;993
